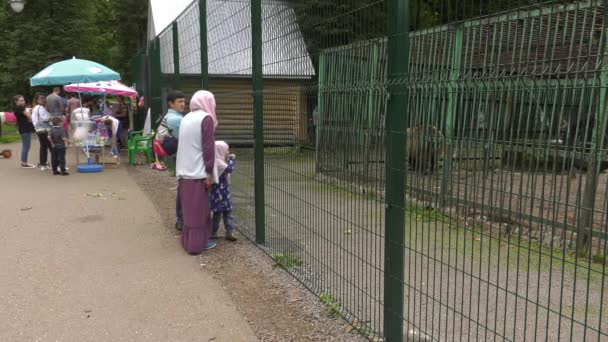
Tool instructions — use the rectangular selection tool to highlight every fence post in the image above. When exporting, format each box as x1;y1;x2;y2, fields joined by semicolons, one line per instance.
316;52;325;173
252;0;265;244
172;21;180;90
365;42;379;178
199;0;209;90
384;0;409;341
579;31;608;256
441;24;463;208
150;38;163;123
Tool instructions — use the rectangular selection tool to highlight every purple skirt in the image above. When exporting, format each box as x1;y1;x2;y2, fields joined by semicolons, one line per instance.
179;179;211;255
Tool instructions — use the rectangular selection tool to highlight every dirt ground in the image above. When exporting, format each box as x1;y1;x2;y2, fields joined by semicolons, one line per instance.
128;163;366;342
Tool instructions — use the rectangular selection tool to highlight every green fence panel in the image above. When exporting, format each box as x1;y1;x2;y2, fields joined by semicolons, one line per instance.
135;1;608;340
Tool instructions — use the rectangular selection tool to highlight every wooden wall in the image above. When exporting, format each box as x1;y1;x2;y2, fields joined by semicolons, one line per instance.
177;77;309;146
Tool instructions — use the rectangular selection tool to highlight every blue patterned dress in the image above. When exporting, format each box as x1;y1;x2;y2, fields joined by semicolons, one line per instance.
209;156;235;212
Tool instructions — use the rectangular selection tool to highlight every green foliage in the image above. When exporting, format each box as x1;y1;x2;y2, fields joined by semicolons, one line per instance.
0;124;21;144
108;0;148;80
592;253;606;266
406;204;449;223
272;253;304;269
0;124;20;143
0;0;147;109
319;292;341;318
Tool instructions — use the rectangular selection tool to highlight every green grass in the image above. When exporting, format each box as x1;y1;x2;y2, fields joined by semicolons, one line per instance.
406;217;607;282
348;321;378;341
271;253;304;269
264;146;301;156
592;253;606;265
406;204;449;223
320;292;380;340
319;292;341;318
0;125;20;144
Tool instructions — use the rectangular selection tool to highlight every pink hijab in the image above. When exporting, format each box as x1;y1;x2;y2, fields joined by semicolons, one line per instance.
189;90;218;128
215;141;230;183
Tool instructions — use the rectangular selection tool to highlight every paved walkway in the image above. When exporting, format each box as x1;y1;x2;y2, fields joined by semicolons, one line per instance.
0;141;257;342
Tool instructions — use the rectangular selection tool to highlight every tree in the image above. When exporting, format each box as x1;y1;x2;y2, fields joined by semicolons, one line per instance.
0;0;104;107
108;0;148;82
0;0;147;109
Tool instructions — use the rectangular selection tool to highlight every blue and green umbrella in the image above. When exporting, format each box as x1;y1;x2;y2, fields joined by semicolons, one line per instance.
30;57;120;86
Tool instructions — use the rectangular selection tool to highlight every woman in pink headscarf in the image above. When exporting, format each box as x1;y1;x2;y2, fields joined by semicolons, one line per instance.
175;90;218;254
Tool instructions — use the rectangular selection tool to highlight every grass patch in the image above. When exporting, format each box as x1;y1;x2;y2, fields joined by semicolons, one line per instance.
592;253;606;266
406;204;449;223
320;293;382;340
0;135;21;144
1;124;17;134
319;292;341;318
0;125;20;144
409;220;608;283
264;146;301;156
271;253;303;269
347;321;379;341
401;202;607;281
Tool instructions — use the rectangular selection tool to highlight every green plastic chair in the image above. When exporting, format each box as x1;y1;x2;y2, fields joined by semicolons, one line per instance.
128;130;154;165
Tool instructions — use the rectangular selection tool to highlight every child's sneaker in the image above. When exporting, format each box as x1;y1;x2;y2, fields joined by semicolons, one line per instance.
205;240;217;250
21;163;35;169
226;231;238;242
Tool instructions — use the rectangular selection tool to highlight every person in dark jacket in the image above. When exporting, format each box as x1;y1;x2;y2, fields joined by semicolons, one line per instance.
13;94;36;168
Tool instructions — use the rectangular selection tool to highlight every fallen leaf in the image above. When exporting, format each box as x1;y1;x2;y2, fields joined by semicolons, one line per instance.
20;207;32;211
84;193;104;199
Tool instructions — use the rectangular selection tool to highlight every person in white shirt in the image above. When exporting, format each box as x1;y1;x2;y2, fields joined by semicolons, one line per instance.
102;115;120;155
176;90;218;254
31;94;53;170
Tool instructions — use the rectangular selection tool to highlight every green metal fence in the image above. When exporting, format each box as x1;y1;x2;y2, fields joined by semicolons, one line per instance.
134;0;608;340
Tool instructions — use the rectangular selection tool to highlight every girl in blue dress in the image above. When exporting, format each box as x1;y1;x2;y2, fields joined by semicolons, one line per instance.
210;141;237;241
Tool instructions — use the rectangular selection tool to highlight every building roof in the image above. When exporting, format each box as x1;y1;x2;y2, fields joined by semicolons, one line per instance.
148;0;315;79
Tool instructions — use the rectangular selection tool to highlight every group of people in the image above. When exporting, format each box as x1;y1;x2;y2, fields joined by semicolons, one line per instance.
13;88;73;174
12;87;233;254
12;88;131;173
157;90;237;255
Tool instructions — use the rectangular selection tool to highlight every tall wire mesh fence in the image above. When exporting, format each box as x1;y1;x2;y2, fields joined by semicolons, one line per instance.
130;0;608;340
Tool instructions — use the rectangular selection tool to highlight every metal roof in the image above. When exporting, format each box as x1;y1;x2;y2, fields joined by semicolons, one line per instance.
150;0;315;79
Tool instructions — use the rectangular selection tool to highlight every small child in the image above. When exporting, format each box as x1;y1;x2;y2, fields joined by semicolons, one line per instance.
48;116;72;176
210;141;237;241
